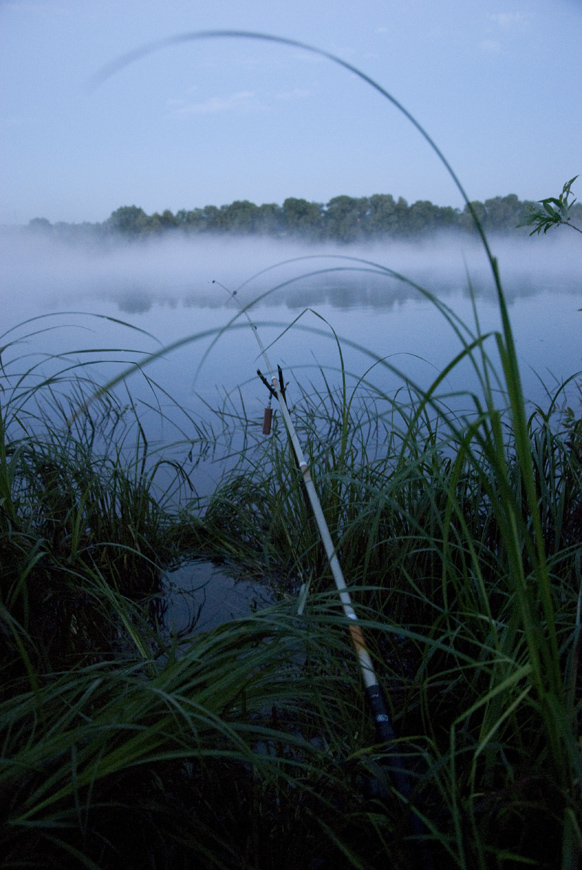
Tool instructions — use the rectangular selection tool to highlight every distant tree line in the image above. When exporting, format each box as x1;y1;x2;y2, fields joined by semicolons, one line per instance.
27;192;582;244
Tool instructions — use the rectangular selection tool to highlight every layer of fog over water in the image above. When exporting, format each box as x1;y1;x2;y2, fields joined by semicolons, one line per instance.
2;229;581;503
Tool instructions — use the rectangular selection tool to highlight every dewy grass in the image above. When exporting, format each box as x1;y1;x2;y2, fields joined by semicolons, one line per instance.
0;325;203;681
1;610;380;869
183;290;582;866
3;306;582;866
199;260;580;865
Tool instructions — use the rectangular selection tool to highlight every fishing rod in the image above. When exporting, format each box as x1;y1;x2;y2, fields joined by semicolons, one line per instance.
215;282;433;867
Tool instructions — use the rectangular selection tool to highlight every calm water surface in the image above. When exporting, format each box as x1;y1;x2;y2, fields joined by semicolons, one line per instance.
2;230;581;482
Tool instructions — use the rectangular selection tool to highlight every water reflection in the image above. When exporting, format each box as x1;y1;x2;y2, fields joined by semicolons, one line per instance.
164;560;276;634
1;229;580;430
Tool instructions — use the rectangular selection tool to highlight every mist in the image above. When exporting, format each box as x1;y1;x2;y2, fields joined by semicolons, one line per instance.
2;227;580;318
1;227;580;420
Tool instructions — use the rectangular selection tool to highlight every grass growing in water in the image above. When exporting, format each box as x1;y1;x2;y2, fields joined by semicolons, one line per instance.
0;324;421;868
186;305;582;868
2;274;582;869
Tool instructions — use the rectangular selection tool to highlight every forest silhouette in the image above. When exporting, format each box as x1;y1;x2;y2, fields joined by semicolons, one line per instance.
27;189;582;245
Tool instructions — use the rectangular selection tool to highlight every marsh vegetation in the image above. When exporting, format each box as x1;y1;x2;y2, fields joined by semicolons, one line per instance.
1;238;581;869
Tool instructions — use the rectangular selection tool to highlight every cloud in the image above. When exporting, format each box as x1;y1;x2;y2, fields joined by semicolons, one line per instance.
168;91;262;119
486;12;526;29
274;88;311;101
167;87;310;119
481;11;527;53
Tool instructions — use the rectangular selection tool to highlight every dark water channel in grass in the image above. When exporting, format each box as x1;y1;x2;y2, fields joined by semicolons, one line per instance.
164;561;276;635
2;230;581;628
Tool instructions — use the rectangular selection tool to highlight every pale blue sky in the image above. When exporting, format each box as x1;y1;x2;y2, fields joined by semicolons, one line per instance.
1;0;580;224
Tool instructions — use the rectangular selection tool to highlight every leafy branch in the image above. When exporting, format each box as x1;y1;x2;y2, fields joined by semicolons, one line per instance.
518;175;582;235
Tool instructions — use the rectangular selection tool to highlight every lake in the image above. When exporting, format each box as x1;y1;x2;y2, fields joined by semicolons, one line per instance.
2;228;580;630
3;231;580;441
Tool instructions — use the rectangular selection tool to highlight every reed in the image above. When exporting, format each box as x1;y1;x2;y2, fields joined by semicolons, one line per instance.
190;313;582;868
2;275;581;869
0;326;413;868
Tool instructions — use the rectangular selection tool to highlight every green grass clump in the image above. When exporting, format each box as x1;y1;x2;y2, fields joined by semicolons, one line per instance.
0;335;189;684
1;286;581;868
1;608;389;869
0;329;421;869
183;293;582;868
